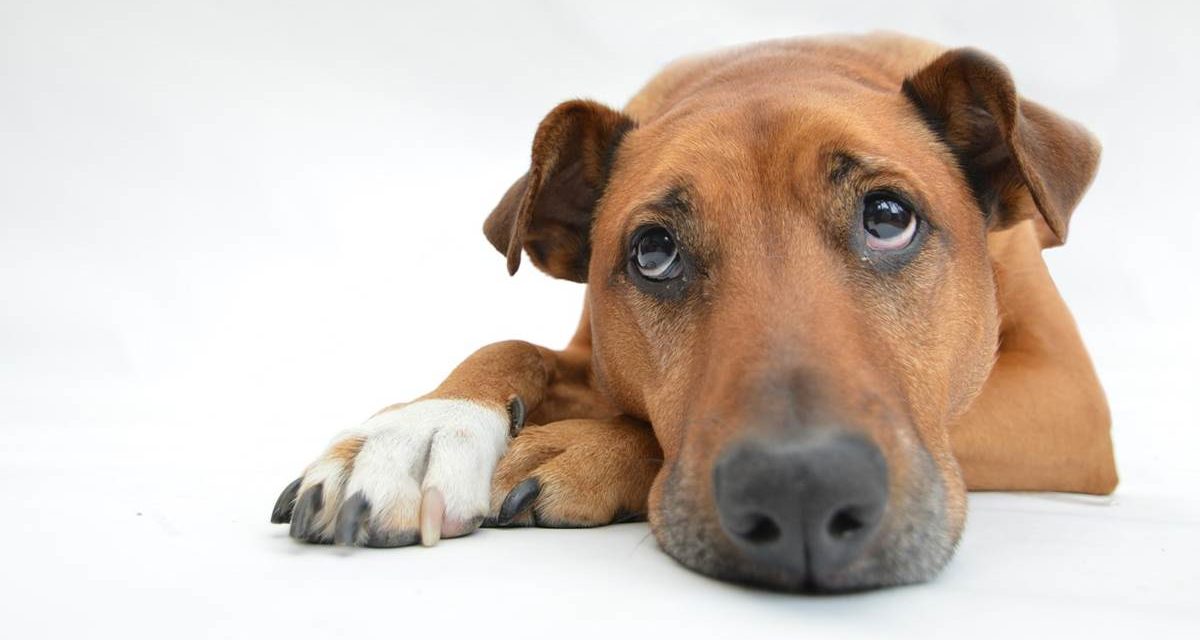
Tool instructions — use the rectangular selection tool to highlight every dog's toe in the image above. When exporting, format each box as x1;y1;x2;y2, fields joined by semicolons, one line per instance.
365;527;419;548
333;492;371;546
288;483;325;541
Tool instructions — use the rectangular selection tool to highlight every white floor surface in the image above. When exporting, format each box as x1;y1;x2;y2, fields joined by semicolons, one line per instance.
3;1;1198;638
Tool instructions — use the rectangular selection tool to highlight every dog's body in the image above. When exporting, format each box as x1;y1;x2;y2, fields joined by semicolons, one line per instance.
272;33;1117;591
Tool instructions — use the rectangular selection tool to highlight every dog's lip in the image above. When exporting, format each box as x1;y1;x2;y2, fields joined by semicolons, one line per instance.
705;528;885;593
705;551;881;593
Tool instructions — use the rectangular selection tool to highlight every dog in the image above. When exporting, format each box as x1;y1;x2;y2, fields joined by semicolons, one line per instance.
269;32;1118;592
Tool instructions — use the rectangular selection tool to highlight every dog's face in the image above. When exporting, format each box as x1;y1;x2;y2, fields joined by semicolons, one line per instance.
588;83;996;590
485;45;1099;590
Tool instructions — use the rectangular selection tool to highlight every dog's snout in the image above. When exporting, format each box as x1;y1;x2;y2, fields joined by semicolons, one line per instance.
713;431;889;582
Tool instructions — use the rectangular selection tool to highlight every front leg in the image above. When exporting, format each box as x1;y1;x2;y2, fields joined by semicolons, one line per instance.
270;339;596;546
950;221;1118;495
950;353;1117;495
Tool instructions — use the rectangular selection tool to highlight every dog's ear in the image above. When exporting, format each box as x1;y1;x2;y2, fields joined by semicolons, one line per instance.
903;49;1100;247
483;100;635;281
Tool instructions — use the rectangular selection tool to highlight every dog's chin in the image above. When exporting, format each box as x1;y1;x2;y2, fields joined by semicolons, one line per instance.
649;454;961;593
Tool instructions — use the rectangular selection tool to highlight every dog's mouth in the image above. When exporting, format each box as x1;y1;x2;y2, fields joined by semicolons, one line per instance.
648;429;962;592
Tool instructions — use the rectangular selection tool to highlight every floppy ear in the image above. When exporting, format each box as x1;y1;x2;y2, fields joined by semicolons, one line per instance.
903;49;1101;247
483;99;635;281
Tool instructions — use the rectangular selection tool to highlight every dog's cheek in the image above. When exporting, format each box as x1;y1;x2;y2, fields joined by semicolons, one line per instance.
588;291;656;418
943;246;1002;422
645;460;691;566
645;464;670;533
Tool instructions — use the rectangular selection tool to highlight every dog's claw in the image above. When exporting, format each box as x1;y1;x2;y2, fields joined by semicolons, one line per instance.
271;477;303;524
420;488;445;547
288;483;324;541
498;477;541;525
507;395;526;438
333;492;370;546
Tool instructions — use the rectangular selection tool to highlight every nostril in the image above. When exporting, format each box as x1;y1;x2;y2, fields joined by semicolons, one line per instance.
734;513;781;545
827;507;865;539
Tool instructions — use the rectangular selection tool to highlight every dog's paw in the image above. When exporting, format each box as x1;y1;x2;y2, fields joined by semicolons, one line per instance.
486;416;662;528
271;398;517;547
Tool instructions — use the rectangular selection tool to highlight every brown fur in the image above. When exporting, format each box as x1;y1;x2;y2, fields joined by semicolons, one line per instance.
352;33;1115;589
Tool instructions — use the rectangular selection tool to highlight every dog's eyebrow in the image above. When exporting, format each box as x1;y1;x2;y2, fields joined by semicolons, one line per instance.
828;152;863;185
828;151;906;185
646;184;694;215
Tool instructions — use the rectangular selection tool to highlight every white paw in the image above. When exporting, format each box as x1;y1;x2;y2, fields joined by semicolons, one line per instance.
272;399;510;547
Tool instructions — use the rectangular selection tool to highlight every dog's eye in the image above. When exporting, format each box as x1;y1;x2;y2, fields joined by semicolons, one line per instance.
633;226;682;280
862;192;917;251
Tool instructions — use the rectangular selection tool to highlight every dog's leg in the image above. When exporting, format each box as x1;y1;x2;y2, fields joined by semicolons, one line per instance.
950;221;1118;495
271;336;617;546
487;416;662;527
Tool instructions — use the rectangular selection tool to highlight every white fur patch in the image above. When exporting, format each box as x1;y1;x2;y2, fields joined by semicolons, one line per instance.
299;398;509;540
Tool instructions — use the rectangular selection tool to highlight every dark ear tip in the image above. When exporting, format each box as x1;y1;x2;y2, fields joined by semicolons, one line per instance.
951;47;998;65
930;47;1002;71
935;48;1016;95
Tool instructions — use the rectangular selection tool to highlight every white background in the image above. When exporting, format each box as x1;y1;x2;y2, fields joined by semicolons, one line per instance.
2;1;1197;638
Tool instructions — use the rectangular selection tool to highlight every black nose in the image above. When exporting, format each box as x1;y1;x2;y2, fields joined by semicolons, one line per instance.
713;431;889;581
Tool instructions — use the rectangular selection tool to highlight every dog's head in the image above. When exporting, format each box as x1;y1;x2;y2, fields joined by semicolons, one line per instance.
483;42;1099;591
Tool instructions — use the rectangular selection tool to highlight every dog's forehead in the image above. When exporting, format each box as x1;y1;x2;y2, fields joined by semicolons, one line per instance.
606;82;946;231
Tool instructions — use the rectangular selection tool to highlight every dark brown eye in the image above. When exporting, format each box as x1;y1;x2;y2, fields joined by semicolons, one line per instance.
633;226;682;280
863;193;917;251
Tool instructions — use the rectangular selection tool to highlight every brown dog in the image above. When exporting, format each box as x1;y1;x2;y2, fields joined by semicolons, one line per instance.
270;33;1118;591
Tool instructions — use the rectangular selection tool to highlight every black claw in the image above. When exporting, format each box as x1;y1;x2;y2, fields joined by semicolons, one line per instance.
333;492;371;546
507;395;526;438
288;483;324;541
271;477;303;524
498;477;541;526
